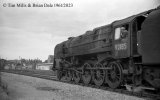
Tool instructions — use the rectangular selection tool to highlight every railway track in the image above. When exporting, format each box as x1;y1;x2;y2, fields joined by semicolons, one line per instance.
1;69;160;100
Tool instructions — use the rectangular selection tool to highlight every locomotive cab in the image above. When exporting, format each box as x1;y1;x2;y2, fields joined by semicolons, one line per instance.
112;8;160;88
112;14;148;59
113;16;135;59
113;24;130;59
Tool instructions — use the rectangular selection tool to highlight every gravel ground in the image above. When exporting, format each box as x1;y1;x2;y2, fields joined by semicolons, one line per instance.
1;72;147;100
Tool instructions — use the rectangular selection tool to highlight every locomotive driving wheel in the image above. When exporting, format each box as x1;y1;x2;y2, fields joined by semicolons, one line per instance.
73;70;81;83
82;63;92;85
65;70;72;82
92;63;105;86
106;61;123;89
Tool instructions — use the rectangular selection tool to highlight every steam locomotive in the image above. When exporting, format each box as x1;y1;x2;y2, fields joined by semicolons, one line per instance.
53;7;160;90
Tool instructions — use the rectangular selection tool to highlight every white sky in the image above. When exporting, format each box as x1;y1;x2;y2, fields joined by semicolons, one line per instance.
0;0;159;61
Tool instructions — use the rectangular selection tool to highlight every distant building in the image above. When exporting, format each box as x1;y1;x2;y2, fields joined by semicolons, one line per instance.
4;65;10;70
36;63;53;70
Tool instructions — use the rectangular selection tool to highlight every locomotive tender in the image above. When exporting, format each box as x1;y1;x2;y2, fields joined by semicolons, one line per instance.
53;7;160;89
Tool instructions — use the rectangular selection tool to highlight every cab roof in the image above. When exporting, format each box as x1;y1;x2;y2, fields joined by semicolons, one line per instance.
112;9;154;27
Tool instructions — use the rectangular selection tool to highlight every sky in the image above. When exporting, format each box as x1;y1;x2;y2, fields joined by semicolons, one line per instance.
0;0;160;61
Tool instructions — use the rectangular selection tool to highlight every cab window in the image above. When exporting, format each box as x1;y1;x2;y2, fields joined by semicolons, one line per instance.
114;24;129;40
115;28;121;40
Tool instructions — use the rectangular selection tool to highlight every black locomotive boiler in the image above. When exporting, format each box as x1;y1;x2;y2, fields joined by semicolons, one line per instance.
53;7;160;90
